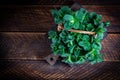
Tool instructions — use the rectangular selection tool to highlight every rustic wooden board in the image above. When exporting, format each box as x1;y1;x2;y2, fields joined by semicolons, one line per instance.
74;0;120;5
0;0;74;5
0;32;120;61
0;0;119;5
0;60;120;79
0;32;50;60
0;5;119;32
0;1;120;79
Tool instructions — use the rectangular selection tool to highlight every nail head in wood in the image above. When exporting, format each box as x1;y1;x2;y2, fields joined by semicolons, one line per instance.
45;54;59;65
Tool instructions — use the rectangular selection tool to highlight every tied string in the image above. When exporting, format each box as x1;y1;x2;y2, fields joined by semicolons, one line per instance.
57;24;96;35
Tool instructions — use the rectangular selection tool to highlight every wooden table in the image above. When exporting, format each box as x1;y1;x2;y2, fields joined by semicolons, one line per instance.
0;0;120;79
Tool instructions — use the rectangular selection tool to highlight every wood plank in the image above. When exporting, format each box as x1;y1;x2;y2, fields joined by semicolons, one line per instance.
0;0;119;5
74;0;120;5
0;0;73;5
0;60;120;79
101;34;120;61
0;32;51;60
0;5;119;32
0;32;120;61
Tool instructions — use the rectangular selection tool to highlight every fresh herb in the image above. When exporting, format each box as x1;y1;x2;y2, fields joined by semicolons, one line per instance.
48;6;110;65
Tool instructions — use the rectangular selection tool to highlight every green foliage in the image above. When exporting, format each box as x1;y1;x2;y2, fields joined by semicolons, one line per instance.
49;6;110;65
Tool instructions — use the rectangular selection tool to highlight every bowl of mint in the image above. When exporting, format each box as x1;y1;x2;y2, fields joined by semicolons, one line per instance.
48;6;110;65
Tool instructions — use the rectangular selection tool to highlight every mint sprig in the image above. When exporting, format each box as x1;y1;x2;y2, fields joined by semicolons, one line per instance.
48;6;110;65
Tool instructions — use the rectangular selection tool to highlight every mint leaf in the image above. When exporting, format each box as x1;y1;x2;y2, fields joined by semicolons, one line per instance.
64;22;72;30
48;30;57;39
74;47;81;57
96;14;102;21
92;42;102;50
86;23;94;31
75;8;87;23
60;6;72;14
89;12;96;19
76;34;82;42
79;23;85;30
73;21;79;29
63;14;74;21
76;56;85;64
79;41;90;50
69;45;75;53
104;21;110;27
50;9;58;17
82;35;90;41
97;33;104;39
54;17;62;24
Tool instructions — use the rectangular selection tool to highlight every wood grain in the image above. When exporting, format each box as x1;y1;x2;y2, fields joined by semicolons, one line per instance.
0;32;120;61
0;0;73;5
74;0;120;5
0;2;120;80
0;60;120;79
0;0;119;5
0;32;50;60
0;5;119;32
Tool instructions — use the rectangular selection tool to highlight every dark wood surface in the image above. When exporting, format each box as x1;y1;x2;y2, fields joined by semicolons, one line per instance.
0;5;120;32
0;0;120;80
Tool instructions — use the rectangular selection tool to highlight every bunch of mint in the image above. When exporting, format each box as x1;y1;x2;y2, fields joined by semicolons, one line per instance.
48;6;110;65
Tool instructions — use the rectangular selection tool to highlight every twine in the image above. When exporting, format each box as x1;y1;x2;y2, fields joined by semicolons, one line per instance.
57;24;95;35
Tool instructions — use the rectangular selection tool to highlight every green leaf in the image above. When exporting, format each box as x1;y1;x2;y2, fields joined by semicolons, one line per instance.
68;34;74;40
99;23;104;28
57;44;65;54
91;60;96;65
76;56;85;64
60;6;72;14
84;13;90;23
51;44;58;54
74;47;81;57
70;32;77;36
96;14;102;21
64;22;70;30
86;23;94;31
96;54;103;62
63;14;74;21
75;8;87;23
94;37;100;43
67;39;74;47
69;45;75;53
79;23;85;30
104;21;110;27
52;37;58;43
97;33;104;39
58;10;63;17
82;35;90;41
48;30;57;39
73;21;79;29
61;53;69;57
92;43;102;50
59;30;67;38
89;12;96;19
50;9;58;17
62;54;73;64
54;17;62;24
96;25;106;34
93;14;102;25
58;44;64;49
64;22;73;30
76;34;82;42
79;41;90;50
